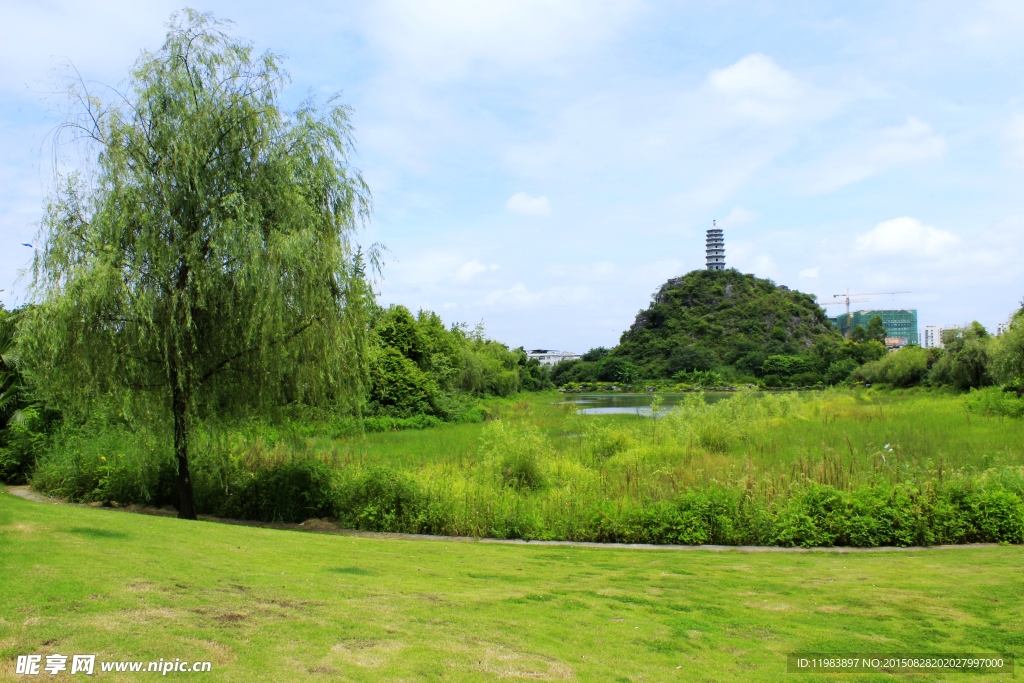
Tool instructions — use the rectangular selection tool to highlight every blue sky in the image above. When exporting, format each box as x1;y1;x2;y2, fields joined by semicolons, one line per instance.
2;1;1022;353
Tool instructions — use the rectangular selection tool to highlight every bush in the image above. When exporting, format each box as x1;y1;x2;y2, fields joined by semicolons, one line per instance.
964;386;1024;418
480;421;549;491
335;465;424;532
498;450;545;491
0;406;62;485
855;346;930;388
368;347;440;417
789;371;822;386
824;358;859;385
219;460;337;523
965;487;1024;543
588;502;708;545
363;414;446;433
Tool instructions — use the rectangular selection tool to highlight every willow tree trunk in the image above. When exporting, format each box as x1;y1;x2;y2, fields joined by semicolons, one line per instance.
171;380;198;520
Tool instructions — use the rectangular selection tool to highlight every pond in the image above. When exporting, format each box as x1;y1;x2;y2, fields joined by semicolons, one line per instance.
559;392;735;416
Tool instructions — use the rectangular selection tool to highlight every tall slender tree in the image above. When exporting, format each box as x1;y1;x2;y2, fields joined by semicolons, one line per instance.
21;11;373;519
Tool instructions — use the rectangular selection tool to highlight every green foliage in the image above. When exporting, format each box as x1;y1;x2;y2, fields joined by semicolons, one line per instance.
989;306;1024;385
550;269;842;385
0;409;58;484
220;460;337;523
369;347;439;417
667;345;718;374
0;313;24;431
824;358;860;385
375;306;426;364
672;369;725;386
366;306;538;424
335;465;425;532
20;11;373;518
865;315;887;342
580;346;609;362
964;387;1024;418
929;322;993;390
855;345;931;387
481;421;548;491
850;315;887;344
549;358;594;385
362;414;448;433
24;390;1024;545
517;355;554;392
761;355;813;378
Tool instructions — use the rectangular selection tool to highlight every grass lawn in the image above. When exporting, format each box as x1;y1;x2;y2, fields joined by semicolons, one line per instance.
2;490;1021;682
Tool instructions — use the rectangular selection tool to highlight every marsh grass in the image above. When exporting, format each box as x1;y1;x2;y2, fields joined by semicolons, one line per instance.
28;389;1024;545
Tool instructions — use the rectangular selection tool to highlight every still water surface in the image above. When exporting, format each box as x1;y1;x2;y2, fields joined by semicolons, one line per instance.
561;392;734;416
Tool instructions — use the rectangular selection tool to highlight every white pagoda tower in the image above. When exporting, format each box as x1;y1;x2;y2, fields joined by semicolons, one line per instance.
706;221;725;270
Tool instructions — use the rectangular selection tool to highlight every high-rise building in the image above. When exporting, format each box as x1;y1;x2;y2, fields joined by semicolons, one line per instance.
706;222;725;270
921;324;960;349
828;309;918;348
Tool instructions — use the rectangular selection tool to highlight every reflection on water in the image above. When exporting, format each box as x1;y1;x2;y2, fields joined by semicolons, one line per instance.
559;393;734;416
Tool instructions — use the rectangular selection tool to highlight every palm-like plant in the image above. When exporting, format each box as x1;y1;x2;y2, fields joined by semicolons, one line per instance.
0;318;22;428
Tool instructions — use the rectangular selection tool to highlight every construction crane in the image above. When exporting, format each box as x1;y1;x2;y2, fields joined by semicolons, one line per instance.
822;290;911;340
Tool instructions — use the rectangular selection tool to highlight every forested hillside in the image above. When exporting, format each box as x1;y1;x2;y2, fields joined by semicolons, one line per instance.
553;269;884;386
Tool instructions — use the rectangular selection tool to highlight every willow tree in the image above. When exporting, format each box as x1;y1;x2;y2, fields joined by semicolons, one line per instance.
21;11;372;519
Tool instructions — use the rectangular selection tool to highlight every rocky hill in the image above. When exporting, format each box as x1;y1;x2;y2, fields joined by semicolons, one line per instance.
611;268;842;379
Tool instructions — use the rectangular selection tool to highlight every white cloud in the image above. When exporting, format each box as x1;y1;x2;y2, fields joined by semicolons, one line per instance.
0;0;173;95
962;0;1024;43
855;216;959;257
799;267;820;278
706;53;838;126
506;192;552;217
751;254;778;276
364;0;641;82
454;258;499;282
805;117;946;193
720;206;756;228
1002;114;1024;169
482;282;592;308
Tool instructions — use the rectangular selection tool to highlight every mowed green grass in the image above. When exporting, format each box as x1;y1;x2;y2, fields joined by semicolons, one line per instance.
2;491;1022;682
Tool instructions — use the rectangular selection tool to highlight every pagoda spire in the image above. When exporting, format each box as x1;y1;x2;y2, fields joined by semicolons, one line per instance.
706;220;725;270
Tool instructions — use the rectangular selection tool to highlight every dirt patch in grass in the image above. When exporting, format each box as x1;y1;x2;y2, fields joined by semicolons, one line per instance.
449;639;575;680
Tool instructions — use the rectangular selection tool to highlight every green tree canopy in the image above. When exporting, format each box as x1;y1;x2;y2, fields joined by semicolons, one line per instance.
20;11;372;519
930;322;992;390
865;315;887;343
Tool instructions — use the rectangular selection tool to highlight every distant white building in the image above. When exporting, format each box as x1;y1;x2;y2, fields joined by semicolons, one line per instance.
527;349;581;366
921;324;960;349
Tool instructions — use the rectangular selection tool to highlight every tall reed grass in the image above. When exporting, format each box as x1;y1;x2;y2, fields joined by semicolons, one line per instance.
28;390;1024;546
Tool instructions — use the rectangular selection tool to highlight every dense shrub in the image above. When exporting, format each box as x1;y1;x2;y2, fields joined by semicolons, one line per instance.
219;460;337;523
362;414;446;433
481;421;548;491
368;346;440;417
824;358;860;385
574;481;1024;548
855;346;932;387
335;465;425;532
588;502;710;545
965;386;1024;418
0;408;60;484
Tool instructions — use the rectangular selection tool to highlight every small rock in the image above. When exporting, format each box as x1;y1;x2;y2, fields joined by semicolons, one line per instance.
87;501;104;508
